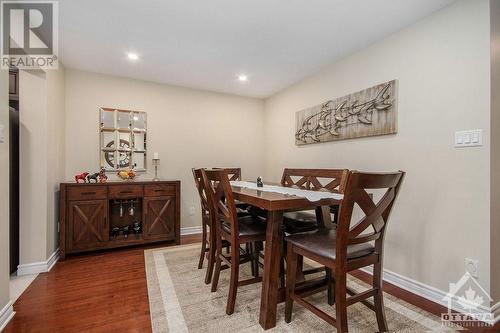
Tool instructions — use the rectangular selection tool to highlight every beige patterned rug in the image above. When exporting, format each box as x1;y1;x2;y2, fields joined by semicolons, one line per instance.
145;244;458;332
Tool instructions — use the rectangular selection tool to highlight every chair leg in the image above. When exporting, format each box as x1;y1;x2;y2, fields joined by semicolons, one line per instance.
326;267;335;306
297;255;305;281
254;243;260;277
247;243;256;277
285;245;299;323
226;246;240;315
204;231;216;284
279;256;286;289
211;235;223;292
250;242;259;278
211;255;222;292
198;223;208;269
373;262;388;332
334;273;348;333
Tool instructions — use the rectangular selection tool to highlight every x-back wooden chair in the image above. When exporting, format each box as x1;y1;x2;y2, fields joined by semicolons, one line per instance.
202;169;266;315
192;168;219;284
281;168;348;231
285;170;405;333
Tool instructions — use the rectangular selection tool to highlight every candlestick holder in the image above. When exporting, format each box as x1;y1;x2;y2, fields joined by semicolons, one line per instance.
152;158;160;181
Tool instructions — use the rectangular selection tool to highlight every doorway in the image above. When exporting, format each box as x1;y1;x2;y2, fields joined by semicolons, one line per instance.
9;68;19;274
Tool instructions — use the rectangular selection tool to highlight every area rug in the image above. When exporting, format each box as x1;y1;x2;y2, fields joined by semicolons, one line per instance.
145;244;457;332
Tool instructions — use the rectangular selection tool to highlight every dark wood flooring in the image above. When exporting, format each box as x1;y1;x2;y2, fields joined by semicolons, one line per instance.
4;235;498;332
4;235;201;333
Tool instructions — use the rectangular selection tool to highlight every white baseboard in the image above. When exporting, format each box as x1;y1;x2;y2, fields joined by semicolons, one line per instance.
17;248;60;276
0;301;15;332
361;267;499;324
180;226;202;236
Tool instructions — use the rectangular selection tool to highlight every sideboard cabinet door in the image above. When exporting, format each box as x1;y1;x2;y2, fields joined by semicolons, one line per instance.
143;196;176;241
68;200;108;251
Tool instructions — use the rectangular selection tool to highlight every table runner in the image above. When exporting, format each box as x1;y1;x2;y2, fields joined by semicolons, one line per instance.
230;181;343;202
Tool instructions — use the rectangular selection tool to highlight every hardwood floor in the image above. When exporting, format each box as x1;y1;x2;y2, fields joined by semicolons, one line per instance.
351;270;500;333
4;234;498;332
3;235;201;333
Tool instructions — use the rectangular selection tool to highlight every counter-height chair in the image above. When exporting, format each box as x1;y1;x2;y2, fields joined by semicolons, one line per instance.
202;168;267;315
280;168;349;302
281;168;348;234
215;167;250;214
284;170;405;333
193;168;220;284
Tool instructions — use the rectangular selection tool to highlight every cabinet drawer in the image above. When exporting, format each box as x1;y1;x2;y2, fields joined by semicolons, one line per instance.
109;184;143;199
68;186;107;200
144;184;176;197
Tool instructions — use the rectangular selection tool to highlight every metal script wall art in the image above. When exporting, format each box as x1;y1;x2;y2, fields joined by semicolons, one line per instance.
295;80;397;145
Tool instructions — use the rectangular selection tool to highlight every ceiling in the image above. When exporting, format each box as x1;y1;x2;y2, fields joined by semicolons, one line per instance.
59;0;455;98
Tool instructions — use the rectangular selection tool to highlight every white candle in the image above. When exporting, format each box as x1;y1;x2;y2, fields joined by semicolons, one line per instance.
153;152;159;160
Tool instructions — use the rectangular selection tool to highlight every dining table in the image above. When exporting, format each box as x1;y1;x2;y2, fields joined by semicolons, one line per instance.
230;181;343;330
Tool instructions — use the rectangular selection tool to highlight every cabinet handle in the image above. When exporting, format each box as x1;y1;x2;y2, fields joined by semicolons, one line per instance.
81;191;96;195
154;189;164;192
120;190;133;194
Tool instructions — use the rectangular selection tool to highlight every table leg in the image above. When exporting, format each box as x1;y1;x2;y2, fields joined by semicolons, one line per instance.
259;210;283;330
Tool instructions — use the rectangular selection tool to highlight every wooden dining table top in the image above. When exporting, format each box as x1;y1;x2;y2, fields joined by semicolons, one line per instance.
231;181;342;211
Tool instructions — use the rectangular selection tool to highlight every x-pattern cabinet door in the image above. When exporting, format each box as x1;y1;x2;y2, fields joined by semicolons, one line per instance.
143;196;176;241
68;200;108;251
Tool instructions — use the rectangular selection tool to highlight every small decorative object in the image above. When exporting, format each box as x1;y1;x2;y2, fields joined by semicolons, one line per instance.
117;166;137;180
119;201;124;217
295;80;397;145
110;227;120;239
122;225;130;238
152;152;160;181
75;172;89;183
98;167;108;183
127;167;137;180
132;221;141;234
87;172;100;183
117;170;130;180
257;176;263;187
129;201;135;216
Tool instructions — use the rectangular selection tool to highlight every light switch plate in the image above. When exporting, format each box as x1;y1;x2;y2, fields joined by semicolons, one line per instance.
455;129;482;148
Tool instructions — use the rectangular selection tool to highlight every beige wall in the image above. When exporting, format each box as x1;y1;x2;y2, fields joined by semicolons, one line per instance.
264;0;491;295
64;69;265;228
0;70;11;318
19;66;66;265
45;68;66;258
20;70;48;264
490;0;500;304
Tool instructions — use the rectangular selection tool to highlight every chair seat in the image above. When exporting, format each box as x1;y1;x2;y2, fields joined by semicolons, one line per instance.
222;215;267;238
285;229;375;260
283;211;318;234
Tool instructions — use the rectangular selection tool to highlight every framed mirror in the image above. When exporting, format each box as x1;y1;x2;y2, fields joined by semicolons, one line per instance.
99;107;147;171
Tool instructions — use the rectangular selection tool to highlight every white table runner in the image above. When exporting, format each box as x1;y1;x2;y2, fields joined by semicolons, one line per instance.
230;181;343;203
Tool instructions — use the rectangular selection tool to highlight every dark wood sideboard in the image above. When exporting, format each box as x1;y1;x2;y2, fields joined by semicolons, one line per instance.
59;180;180;259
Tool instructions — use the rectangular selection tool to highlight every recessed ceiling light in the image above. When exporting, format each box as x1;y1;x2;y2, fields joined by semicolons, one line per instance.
237;74;248;82
127;53;139;61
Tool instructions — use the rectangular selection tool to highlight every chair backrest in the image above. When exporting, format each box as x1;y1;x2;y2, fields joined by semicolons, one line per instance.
215;167;242;181
201;169;239;241
192;168;210;216
281;168;349;193
336;170;405;262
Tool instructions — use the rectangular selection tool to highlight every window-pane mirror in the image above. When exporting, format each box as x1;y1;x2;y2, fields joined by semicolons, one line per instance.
133;132;146;151
99;108;147;172
117;111;131;130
